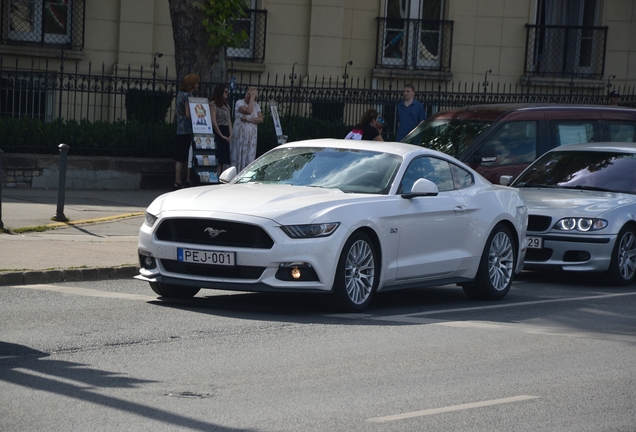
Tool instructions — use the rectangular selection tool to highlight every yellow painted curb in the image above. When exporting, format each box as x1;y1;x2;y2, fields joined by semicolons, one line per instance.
46;212;145;228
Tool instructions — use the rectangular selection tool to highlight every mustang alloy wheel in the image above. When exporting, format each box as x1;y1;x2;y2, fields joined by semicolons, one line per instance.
332;232;378;312
463;224;515;300
607;225;636;286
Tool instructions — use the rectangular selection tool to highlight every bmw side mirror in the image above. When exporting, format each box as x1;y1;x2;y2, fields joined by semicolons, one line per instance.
500;175;513;186
219;166;237;183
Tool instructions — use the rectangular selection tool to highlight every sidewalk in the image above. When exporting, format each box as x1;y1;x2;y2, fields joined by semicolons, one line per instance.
0;187;170;286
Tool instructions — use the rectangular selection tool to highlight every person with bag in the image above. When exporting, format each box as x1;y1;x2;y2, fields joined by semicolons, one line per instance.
344;108;384;141
173;74;198;189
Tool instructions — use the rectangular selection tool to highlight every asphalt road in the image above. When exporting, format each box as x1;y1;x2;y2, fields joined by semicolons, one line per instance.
1;272;635;431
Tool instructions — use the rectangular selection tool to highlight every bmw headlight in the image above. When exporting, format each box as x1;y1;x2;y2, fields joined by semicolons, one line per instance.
554;218;607;232
281;223;340;238
144;211;158;227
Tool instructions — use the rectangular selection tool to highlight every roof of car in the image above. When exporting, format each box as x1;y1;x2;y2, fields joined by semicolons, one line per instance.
430;103;635;121
548;142;636;153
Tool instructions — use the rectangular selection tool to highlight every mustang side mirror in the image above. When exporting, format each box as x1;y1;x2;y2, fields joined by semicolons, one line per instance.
219;166;237;183
402;178;439;198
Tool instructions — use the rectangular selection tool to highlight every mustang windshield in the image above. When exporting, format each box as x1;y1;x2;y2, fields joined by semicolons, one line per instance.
401;119;492;156
233;147;401;194
512;150;636;194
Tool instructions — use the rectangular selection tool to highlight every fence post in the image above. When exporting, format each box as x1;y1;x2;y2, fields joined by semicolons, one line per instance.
0;149;3;230
53;144;70;222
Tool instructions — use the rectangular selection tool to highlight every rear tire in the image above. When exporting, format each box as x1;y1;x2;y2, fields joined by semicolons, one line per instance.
606;225;636;286
463;224;515;300
332;232;378;312
150;282;200;298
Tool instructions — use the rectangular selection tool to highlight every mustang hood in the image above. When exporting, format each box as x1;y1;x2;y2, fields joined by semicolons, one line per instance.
519;188;636;217
150;184;380;222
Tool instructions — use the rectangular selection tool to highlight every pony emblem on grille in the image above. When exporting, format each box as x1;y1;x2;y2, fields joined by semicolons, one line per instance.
204;227;226;238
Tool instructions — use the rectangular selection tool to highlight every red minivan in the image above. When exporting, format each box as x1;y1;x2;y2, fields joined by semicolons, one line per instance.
401;103;636;183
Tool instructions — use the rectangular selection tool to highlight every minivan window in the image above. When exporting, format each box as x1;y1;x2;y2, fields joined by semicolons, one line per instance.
480;121;537;166
552;121;597;146
401;119;492;156
607;121;635;142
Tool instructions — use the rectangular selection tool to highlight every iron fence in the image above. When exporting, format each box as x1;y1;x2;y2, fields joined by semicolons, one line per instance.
0;54;634;156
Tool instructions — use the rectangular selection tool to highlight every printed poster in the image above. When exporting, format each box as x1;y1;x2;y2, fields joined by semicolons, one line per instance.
188;97;213;134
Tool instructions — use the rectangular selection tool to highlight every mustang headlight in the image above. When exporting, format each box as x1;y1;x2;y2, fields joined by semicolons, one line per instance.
554;218;607;232
281;223;340;238
144;211;158;227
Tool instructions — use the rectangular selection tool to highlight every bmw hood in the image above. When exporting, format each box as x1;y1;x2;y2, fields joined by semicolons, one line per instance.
518;188;636;217
148;184;380;223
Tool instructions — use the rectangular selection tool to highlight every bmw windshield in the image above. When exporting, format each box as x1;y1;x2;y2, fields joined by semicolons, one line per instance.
512;150;636;194
401;119;492;157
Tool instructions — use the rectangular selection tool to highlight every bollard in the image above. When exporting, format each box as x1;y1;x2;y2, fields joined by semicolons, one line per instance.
0;148;3;230
53;143;70;222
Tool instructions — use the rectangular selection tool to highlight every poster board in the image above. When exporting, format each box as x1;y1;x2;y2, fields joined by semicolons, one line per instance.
189;97;218;184
270;102;287;145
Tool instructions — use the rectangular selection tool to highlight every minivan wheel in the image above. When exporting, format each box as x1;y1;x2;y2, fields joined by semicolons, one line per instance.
150;282;200;298
463;224;515;300
332;232;378;312
606;225;636;286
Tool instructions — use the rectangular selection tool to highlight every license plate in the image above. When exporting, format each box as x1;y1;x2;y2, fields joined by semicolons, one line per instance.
177;248;236;266
527;236;543;249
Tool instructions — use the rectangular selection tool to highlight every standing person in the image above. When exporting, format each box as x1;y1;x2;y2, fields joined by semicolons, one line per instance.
396;83;426;141
608;90;620;106
174;73;199;189
230;87;263;172
344;108;384;141
210;84;232;177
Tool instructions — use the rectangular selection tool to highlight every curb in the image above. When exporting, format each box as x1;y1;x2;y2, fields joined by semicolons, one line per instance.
0;266;140;286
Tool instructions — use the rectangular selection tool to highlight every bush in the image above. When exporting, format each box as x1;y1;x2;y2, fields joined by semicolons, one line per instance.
125;89;174;124
0;113;353;159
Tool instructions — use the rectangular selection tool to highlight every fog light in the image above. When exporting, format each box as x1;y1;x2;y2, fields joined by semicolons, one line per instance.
139;253;156;269
291;267;302;279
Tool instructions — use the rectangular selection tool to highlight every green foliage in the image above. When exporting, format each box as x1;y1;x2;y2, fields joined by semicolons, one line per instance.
0;113;351;160
200;0;250;49
256;109;352;156
125;89;174;124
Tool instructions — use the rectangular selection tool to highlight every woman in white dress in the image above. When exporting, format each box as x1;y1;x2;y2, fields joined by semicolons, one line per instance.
230;87;263;172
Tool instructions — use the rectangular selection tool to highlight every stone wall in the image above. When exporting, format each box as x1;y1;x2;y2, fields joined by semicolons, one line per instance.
1;154;174;190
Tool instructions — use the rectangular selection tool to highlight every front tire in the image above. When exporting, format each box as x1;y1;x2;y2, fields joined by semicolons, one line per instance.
332;232;378;312
463;224;515;300
606;225;636;286
150;282;200;298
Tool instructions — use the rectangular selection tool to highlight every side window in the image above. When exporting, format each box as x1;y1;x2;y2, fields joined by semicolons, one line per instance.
399;156;454;194
480;121;538;166
450;164;474;189
552;121;598;145
607;122;635;142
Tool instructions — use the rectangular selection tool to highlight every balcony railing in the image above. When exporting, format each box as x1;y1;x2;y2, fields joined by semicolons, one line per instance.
375;18;453;72
226;9;267;63
525;24;607;80
0;0;85;50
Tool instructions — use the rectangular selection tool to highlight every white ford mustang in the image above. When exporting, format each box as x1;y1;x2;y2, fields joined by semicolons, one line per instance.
137;139;527;311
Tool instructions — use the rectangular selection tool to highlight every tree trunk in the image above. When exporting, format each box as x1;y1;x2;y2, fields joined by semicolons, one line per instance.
168;0;227;89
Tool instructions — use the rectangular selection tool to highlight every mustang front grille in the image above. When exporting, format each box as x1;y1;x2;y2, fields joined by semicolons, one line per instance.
161;259;266;279
156;218;274;249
